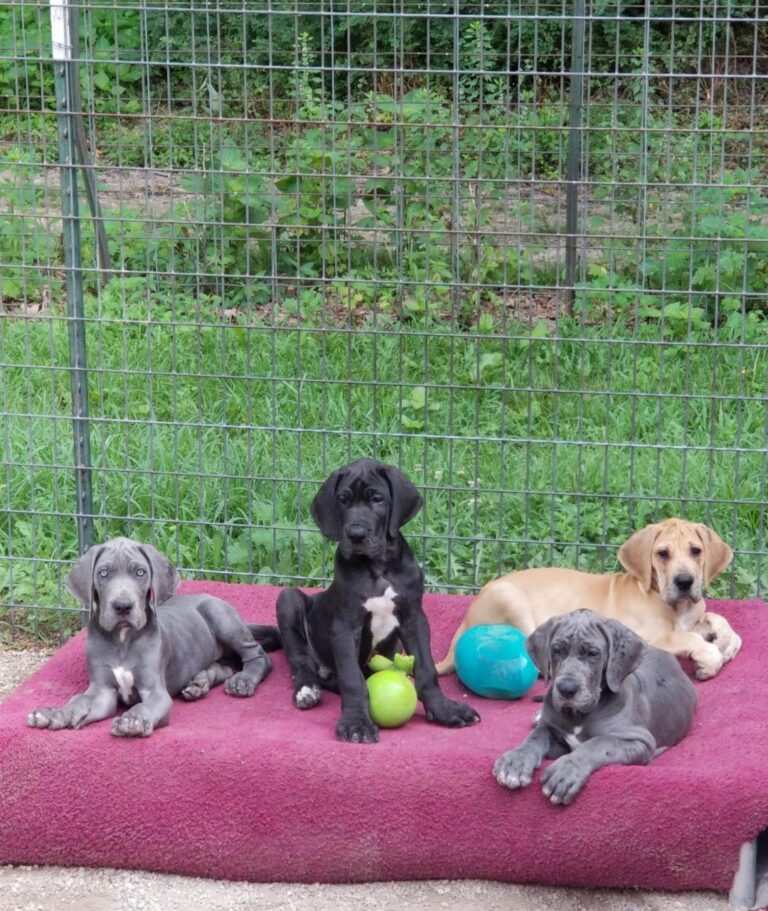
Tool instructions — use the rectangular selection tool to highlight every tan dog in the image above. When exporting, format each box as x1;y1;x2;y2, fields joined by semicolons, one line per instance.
436;519;741;681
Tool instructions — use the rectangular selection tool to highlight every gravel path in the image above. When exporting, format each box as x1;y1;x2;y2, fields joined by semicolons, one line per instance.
0;648;732;911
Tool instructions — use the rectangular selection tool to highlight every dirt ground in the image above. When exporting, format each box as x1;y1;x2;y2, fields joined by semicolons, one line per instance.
0;648;735;911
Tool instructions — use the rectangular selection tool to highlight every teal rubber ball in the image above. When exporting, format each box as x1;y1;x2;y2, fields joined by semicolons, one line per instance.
454;624;538;699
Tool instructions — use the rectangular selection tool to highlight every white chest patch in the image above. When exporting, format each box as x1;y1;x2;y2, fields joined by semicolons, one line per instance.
563;725;584;749
363;585;399;647
113;666;135;703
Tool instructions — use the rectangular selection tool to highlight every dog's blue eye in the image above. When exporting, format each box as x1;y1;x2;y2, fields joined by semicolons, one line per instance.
135;568;146;577
97;568;109;578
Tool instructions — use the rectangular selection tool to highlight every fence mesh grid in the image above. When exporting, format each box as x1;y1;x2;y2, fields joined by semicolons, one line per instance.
0;0;766;642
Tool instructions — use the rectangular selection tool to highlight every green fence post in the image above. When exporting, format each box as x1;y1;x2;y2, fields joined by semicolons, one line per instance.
564;0;587;315
50;0;94;592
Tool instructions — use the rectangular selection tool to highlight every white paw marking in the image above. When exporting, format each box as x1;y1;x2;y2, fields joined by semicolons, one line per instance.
112;666;135;703
363;584;399;647
295;685;321;709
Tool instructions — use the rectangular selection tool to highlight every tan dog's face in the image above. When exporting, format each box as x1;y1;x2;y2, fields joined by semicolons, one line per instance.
617;519;733;610
650;523;707;604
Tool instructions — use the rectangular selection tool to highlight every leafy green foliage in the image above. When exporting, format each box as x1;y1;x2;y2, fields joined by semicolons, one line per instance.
0;147;49;306
0;5;142;112
459;20;507;108
644;170;768;315
0;4;54;110
179;145;273;299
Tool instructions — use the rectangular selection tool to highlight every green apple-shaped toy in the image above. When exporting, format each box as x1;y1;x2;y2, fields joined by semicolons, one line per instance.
366;653;418;728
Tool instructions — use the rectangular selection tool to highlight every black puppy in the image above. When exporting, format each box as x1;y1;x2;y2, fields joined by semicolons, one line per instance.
276;459;480;743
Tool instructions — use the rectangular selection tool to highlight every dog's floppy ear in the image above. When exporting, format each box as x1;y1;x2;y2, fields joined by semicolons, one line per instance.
696;523;733;586
65;544;104;608
602;618;647;693
617;523;661;592
137;543;180;605
310;468;345;540
526;616;558;681
379;463;423;539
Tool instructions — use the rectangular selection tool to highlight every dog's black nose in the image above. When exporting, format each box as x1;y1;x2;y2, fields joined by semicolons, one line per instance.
674;572;694;591
555;677;580;698
112;598;133;615
345;524;367;543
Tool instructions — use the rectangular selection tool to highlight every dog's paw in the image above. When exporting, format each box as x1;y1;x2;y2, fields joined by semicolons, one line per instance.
27;707;70;730
180;671;212;701
294;684;322;709
225;671;257;698
111;713;153;738
694;642;725;680
540;754;591;805
698;614;742;663
493;748;541;790
720;630;742;662
424;695;480;728
336;715;379;744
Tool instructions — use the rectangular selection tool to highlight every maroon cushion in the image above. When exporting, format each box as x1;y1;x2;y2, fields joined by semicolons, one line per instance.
0;583;765;892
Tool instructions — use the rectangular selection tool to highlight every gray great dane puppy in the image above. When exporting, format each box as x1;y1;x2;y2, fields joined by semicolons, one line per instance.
27;538;276;737
493;609;697;804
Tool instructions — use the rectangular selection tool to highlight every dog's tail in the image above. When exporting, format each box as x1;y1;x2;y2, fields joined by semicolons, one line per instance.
248;624;282;652
434;619;469;676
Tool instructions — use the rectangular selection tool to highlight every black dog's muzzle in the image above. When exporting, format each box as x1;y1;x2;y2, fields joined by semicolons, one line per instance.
340;520;384;559
345;523;368;545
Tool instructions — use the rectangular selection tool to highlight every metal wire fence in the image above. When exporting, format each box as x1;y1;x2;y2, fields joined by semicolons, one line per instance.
1;0;767;642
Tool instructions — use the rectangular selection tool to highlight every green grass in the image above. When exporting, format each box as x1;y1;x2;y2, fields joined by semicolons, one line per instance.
2;293;767;643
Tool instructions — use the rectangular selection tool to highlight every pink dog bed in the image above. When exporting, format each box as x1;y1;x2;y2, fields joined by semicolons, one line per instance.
0;584;766;892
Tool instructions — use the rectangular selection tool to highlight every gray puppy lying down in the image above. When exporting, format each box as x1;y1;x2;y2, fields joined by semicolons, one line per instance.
493;609;697;805
27;538;278;737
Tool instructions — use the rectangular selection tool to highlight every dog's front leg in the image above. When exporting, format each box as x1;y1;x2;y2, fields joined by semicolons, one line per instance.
276;587;324;708
399;607;480;727
111;687;172;738
330;621;378;744
225;639;272;697
494;723;557;791
653;630;724;679
180;662;234;701
28;684;118;731
540;733;655;805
